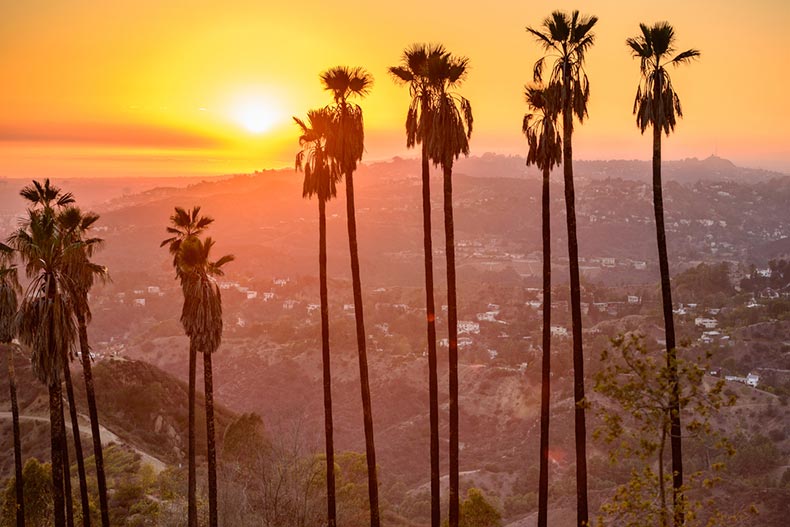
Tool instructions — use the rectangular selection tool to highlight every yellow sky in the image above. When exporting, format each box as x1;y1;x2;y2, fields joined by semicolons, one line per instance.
1;0;788;178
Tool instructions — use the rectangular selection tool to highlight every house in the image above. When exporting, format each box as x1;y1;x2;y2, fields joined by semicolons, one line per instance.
147;286;161;294
458;321;480;334
273;278;289;286
283;299;298;310
133;298;146;307
477;312;497;322
246;291;258;300
633;260;647;270
601;257;616;268
627;295;641;304
550;326;569;338
343;304;355;312
307;303;320;313
695;317;718;329
262;292;275;301
746;373;759;387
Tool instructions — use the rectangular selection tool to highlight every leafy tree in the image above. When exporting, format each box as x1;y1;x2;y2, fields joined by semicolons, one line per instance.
527;11;598;526
1;458;53;527
627;23;700;524
0;244;24;527
523;83;562;527
321;65;381;527
423;48;473;527
294;107;340;527
389;43;448;527
442;488;501;527
593;334;743;527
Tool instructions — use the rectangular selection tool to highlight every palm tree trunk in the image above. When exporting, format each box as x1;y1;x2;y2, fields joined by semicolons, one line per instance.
204;351;218;527
652;88;683;525
7;345;25;527
63;361;91;526
538;165;552;527
421;144;441;527
318;196;337;527
344;169;380;527
562;69;588;527
443;162;460;527
76;314;110;527
188;341;197;527
50;382;67;527
59;386;75;527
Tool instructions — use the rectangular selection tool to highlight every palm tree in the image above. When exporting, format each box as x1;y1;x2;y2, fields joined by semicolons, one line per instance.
523;84;562;527
59;206;109;527
424;50;473;527
0;243;24;527
11;206;79;527
161;206;213;527
389;44;447;527
294;107;340;527
179;236;233;527
19;182;91;526
627;22;700;526
320;65;381;527
527;11;597;526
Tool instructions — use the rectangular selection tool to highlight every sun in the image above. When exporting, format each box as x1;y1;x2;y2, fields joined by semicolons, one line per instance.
231;97;280;134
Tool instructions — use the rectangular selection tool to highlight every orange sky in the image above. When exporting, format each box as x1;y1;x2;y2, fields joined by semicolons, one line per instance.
1;0;789;178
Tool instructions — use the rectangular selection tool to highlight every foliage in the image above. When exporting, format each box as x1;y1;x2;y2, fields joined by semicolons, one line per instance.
442;488;501;527
593;334;745;527
0;458;52;527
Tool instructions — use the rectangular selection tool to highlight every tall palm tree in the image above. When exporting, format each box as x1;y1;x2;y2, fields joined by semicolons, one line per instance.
11;206;79;527
389;44;447;527
0;243;24;527
627;22;700;526
424;50;473;527
178;235;233;527
320;65;381;527
294;107;340;527
523;84;562;527
527;11;597;526
19;182;91;527
59;206;109;527
161;206;214;527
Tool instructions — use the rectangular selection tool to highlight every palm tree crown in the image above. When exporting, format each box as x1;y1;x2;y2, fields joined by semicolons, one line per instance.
320;66;373;176
527;10;598;128
0;244;20;344
627;22;700;134
426;52;473;168
294;108;340;201
160;206;215;279
523;84;563;172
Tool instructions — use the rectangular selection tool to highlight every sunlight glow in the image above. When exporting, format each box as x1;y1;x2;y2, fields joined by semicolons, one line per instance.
231;97;281;134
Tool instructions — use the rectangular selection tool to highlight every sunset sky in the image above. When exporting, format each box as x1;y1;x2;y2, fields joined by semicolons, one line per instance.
1;0;788;178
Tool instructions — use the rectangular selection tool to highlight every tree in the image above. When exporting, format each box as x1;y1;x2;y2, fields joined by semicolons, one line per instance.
1;458;54;527
165;209;233;527
389;43;448;527
593;334;744;527
19;183;93;527
523;83;562;527
295;107;341;527
0;244;24;527
527;11;598;526
11;192;80;527
424;48;473;527
320;65;381;527
58;206;111;527
442;488;502;527
626;23;700;524
160;206;215;527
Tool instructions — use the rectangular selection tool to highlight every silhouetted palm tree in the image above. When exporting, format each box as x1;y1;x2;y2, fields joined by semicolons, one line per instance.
295;107;340;527
59;206;109;527
527;12;597;526
523;84;562;527
178;235;233;527
0;243;24;527
161;206;215;527
389;43;447;527
11;202;79;527
627;22;700;526
321;65;381;527
424;50;473;527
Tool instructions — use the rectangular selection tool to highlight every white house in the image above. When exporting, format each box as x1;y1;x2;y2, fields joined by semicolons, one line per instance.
458;321;480;334
695;317;718;329
246;291;258;300
627;295;641;305
746;373;760;387
133;298;146;307
550;326;569;338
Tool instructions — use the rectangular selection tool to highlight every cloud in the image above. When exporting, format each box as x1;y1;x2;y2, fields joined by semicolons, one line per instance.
0;121;226;150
